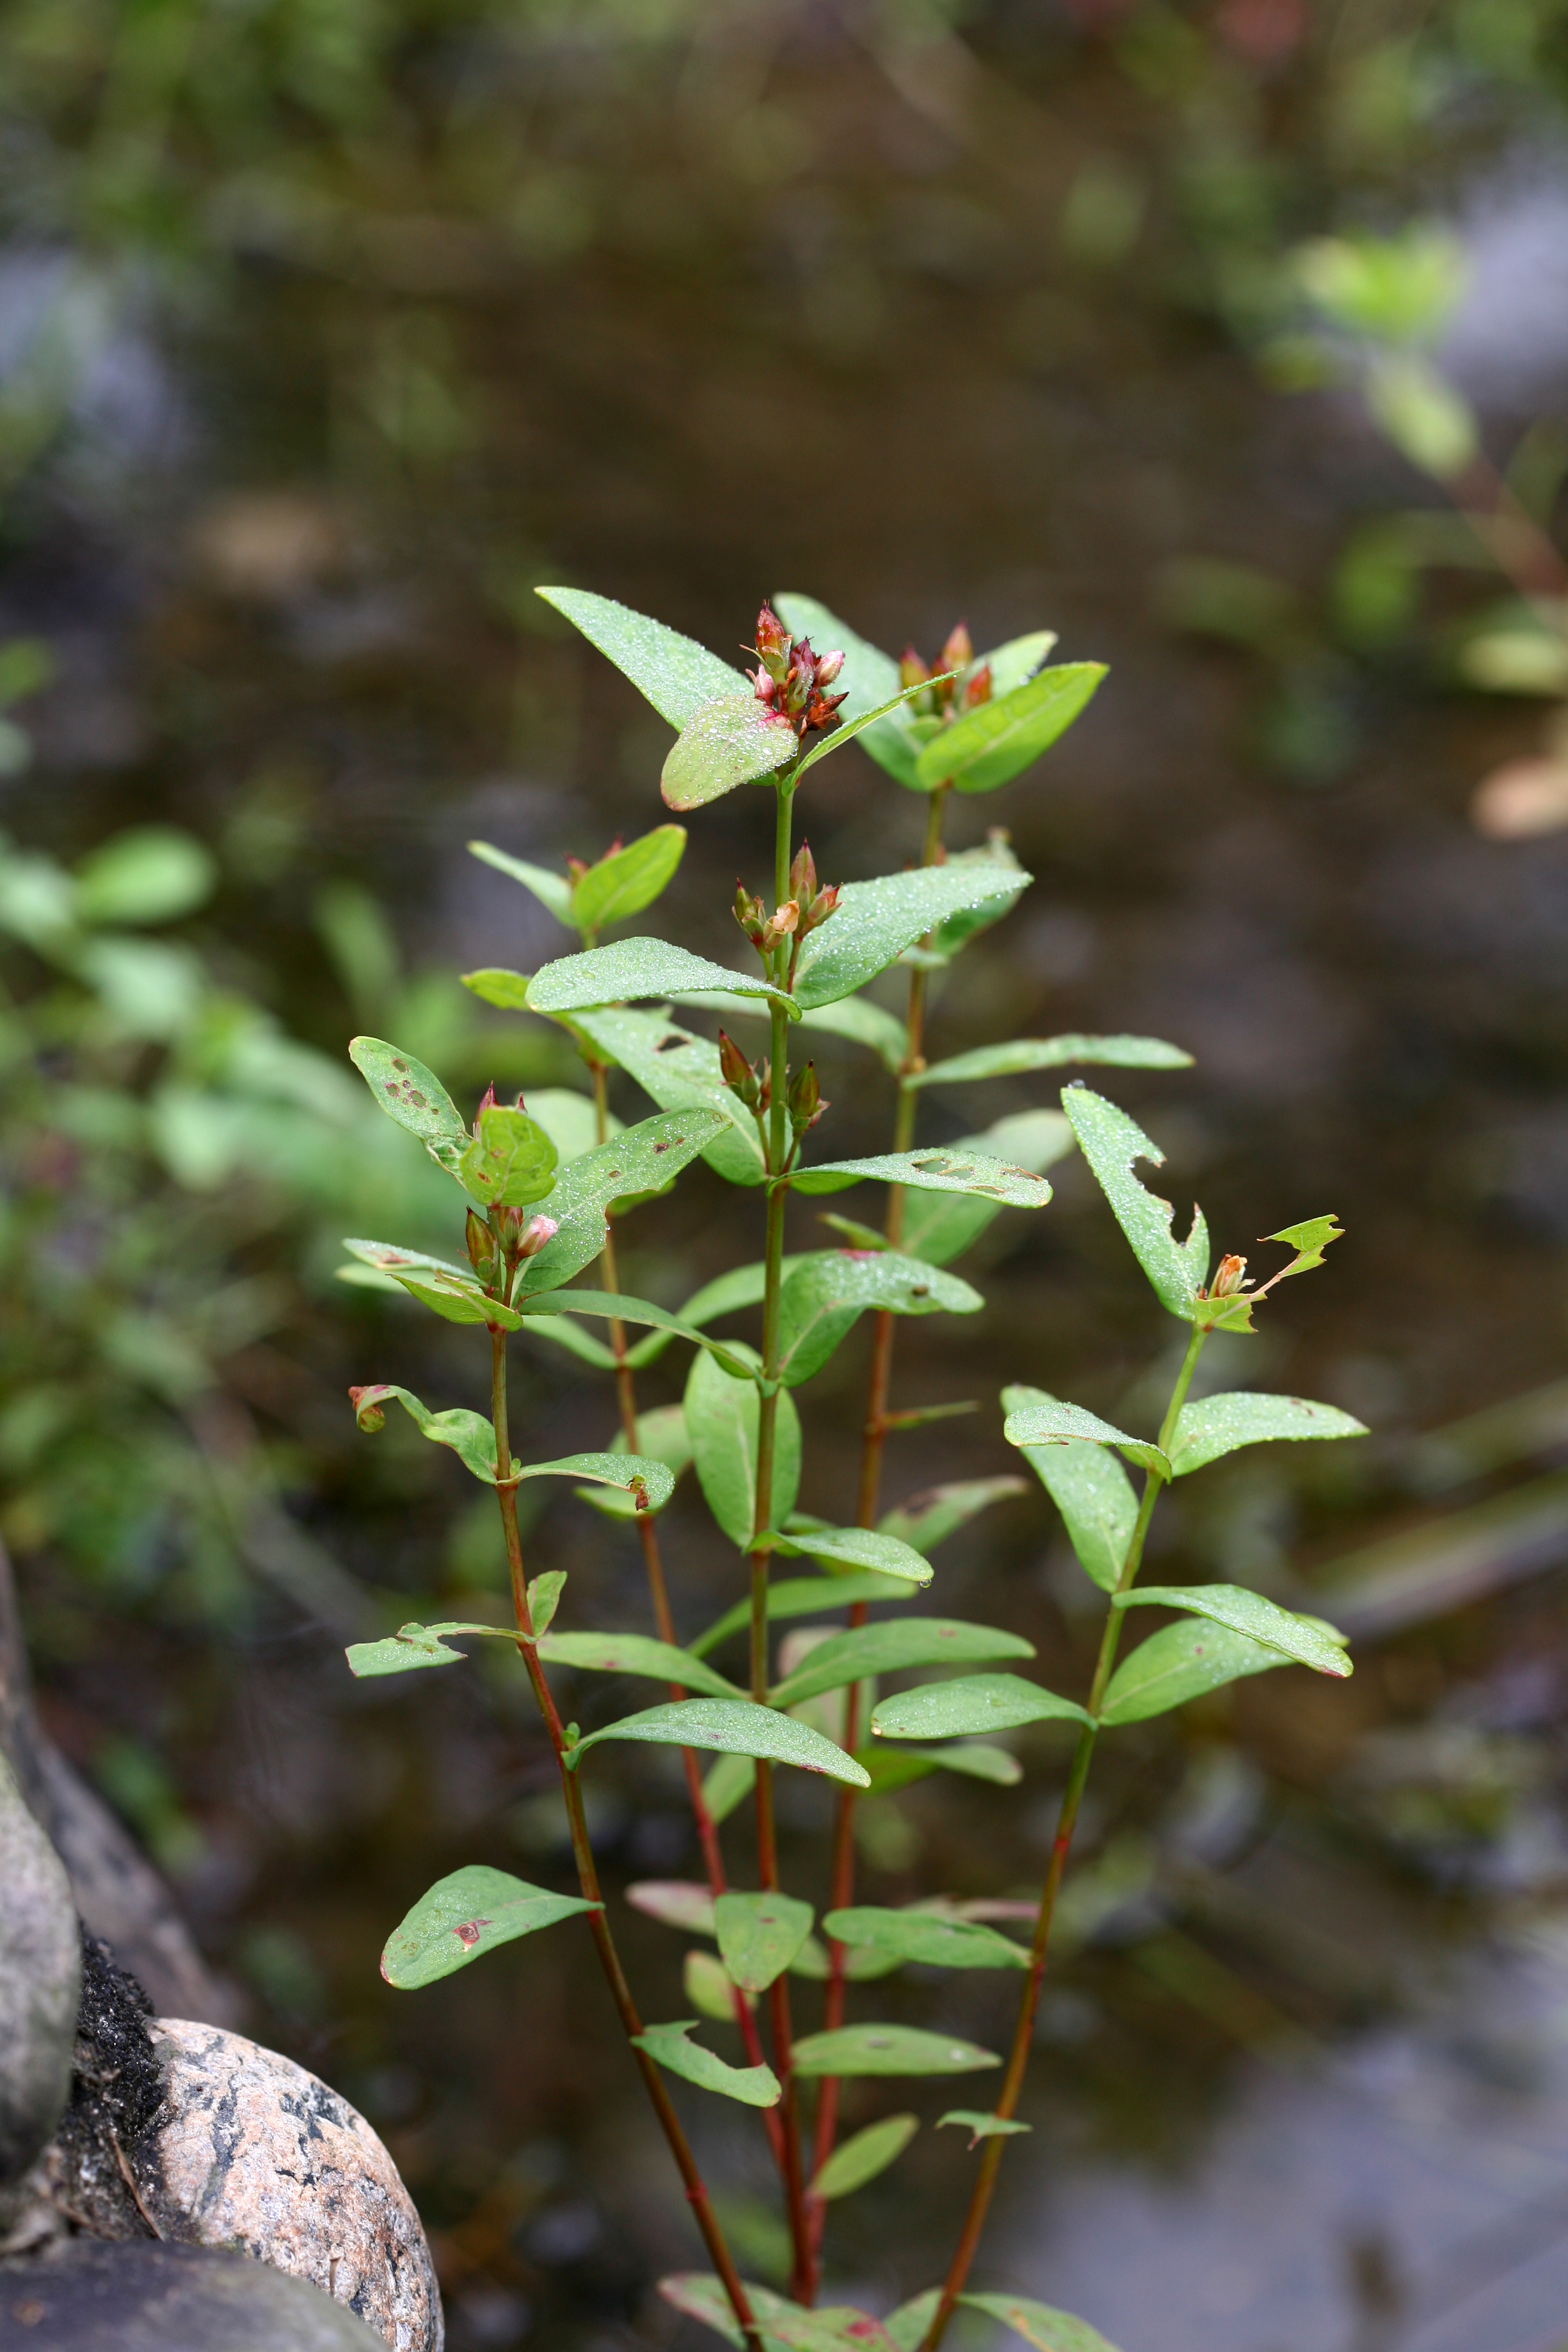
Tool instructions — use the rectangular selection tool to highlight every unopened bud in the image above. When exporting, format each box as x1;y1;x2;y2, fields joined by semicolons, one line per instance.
466;1210;497;1282
937;621;973;676
1210;1254;1248;1297
733;880;768;949
787;1061;824;1136
899;647;929;691
565;856;589;884
516;1214;559;1260
474;1081;497;1135
754;602;793;684
788;840;818;905
814;648;845;686
798;881;840;937
718;1030;761;1109
750;666;778;705
805;684;848;732
962;662;992;709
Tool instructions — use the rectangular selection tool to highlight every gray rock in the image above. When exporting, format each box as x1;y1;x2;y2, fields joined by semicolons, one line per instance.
0;1752;80;2187
0;2237;391;2349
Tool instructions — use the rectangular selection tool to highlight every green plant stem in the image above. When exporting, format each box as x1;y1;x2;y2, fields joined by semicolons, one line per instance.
916;1324;1207;2352
809;782;950;2232
486;1326;760;2348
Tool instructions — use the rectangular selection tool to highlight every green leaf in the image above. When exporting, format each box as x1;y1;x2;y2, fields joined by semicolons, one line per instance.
582;1405;693;1520
886;2292;941;2352
467;840;573;924
809;2113;920;2200
566;1007;765;1188
773;594;918;788
662;692;800;809
1167;1391;1366;1476
570;824;687;934
74;826;216;926
823;1908;1028;1970
381;1865;598;1990
461;965;533;1010
1367;353;1476;480
684;1345;802;1550
632;2019;781;2108
348;1036;470;1173
914;839;1030;969
791;2026;999;2078
793;1149;1053;1208
525;938;797;1019
715;1891;815;1991
685;1948;744;2021
340;1238;522;1331
627;1881;717;1934
901;1111;1076;1266
661;2274;899;2352
981;628;1058;694
516;1110;731;1294
910;1034;1192;1088
915;664;1107;794
1003;1386;1137;1594
855;1743;1023;1793
459;1104;559;1208
794;676;958;782
776;1251;983;1387
1114;1586;1352;1677
524;1451;678;1507
772;1620;1035;1709
538;1632;744;1700
529;1571;566;1636
700;1751;756;1826
1061;1086;1208;1317
673;988;911;1073
570;1697;870;1785
519;1315;620;1370
1099;1619;1287;1726
1261;1213;1346;1279
878;1476;1027;1556
794;864;1030;1010
937;2111;1033;2146
764;1525;934;1587
521;1290;761;1383
690;1572;918;1660
536;586;745;727
349;1383;501;1482
526;1086;617;1163
346;1620;517;1678
1002;1395;1168;1479
872;1674;1093;1740
962;2293;1123;2352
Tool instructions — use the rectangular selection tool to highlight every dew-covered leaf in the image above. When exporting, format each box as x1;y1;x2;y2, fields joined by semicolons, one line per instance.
878;1476;1027;1557
565;1006;765;1186
684;1345;802;1549
349;1382;500;1482
915;663;1107;794
570;824;687;934
341;1238;523;1331
514;1111;730;1295
1061;1087;1208;1317
536;586;745;728
962;2292;1124;2352
348;1036;468;1172
794;1149;1053;1208
522;1451;678;1507
872;1674;1093;1741
823;1908;1028;1970
633;2019;781;2107
910;1034;1192;1088
772;1620;1034;1709
459;1104;559;1209
776;1250;983;1387
690;1572;917;1660
773;592;919;788
1098;1619;1287;1726
900;1111;1076;1266
1167;1391;1367;1476
809;2113;920;2200
855;1742;1023;1793
673;988;911;1072
795;676;957;782
715;1891;814;1991
1002;1394;1168;1480
468;839;573;924
520;1290;760;1382
794;864;1030;1010
537;1631;743;1699
381;1865;598;1989
915;839;1030;968
626;1880;717;1935
1003;1384;1137;1593
792;2026;1000;2078
938;2111;1033;2146
1114;1585;1352;1677
765;1525;934;1587
569;1698;870;1785
461;965;533;1010
525;937;796;1019
662;692;800;809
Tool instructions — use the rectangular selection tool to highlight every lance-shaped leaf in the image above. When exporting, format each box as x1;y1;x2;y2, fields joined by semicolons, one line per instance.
913;839;1029;969
580;1405;693;1521
529;1088;621;1164
872;1674;1093;1741
566;1007;765;1187
1167;1391;1367;1476
824;1908;1029;1970
794;676;958;782
459;1103;558;1208
1061;1086;1209;1317
627;1881;717;1935
381;1865;598;1989
772;1620;1035;1709
1004;1386;1138;1596
982;628;1059;693
776;1251;983;1387
715;1891;814;1991
774;593;917;785
662;691;800;808
571;824;687;934
690;1572;917;1660
520;1291;761;1383
1099;1619;1287;1726
461;965;532;1010
661;2274;898;2352
536;586;745;726
792;2026;1000;2078
793;1149;1053;1208
909;1034;1192;1088
537;1632;744;1700
1003;1394;1168;1480
514;1110;729;1295
793;864;1030;1011
523;1451;678;1506
916;663;1107;794
525;937;796;1019
879;1476;1026;1556
962;2295;1123;2352
810;2113;920;2200
349;1036;469;1175
901;1110;1076;1266
1114;1585;1352;1677
632;2019;781;2108
856;1742;1022;1793
349;1384;501;1482
468;840;573;924
697;988;909;1072
938;2112;1033;2147
684;1345;802;1548
765;1525;934;1587
568;1698;870;1786
341;1238;525;1332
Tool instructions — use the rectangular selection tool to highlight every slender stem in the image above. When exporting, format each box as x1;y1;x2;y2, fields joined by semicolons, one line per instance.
486;1327;760;2346
917;1326;1208;2352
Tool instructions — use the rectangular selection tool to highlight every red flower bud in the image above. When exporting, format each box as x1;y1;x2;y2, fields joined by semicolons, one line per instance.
814;648;845;686
899;647;930;691
718;1029;761;1109
474;1081;497;1135
788;841;818;904
937;621;974;676
754;603;793;685
516;1214;559;1259
749;666;778;705
962;662;992;709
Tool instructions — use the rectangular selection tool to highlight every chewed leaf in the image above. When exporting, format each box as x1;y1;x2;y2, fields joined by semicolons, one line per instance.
1004;1384;1137;1595
823;1907;1029;1970
1061;1086;1209;1318
536;586;745;728
765;1525;935;1587
537;1631;743;1700
633;2019;781;2108
380;1865;598;1989
1099;1619;1286;1726
962;2293;1124;2352
1167;1391;1367;1476
348;1037;468;1172
1002;1395;1168;1479
871;1674;1093;1741
771;1619;1034;1709
938;2110;1033;2146
571;824;687;933
568;1697;870;1786
1115;1585;1352;1677
793;863;1030;1010
715;1891;814;1991
662;691;799;808
346;1620;517;1678
1262;1214;1346;1278
909;1034;1192;1087
794;1149;1052;1208
809;2112;920;2200
524;937;797;1018
915;663;1107;794
791;2025;999;2077
349;1383;501;1483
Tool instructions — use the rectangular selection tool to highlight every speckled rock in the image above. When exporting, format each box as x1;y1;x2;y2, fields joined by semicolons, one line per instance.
2;2237;391;2350
150;2021;443;2352
0;1752;80;2187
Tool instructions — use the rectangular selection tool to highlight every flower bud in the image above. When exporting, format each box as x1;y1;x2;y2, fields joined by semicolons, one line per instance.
787;1061;824;1136
733;881;768;949
718;1029;761;1109
962;662;992;709
814;648;845;686
474;1081;497;1136
516;1214;559;1259
466;1210;498;1283
899;647;929;691
754;603;793;685
760;900;799;953
788;840;818;905
937;621;974;676
565;855;589;884
1210;1254;1249;1297
798;881;840;937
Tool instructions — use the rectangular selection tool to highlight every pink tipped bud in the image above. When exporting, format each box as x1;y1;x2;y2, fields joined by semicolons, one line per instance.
754;603;793;685
814;648;845;686
516;1215;559;1259
962;662;992;709
787;1061;824;1136
466;1209;497;1280
899;646;930;691
565;856;589;884
474;1081;498;1135
788;841;818;904
749;664;778;705
937;621;974;676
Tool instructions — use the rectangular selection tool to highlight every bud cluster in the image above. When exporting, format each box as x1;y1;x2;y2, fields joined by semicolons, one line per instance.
787;841;840;939
748;603;848;739
899;621;991;722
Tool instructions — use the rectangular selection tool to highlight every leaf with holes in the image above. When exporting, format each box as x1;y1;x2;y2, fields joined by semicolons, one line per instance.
1115;1586;1352;1676
467;841;573;925
810;2113;920;2200
916;663;1107;794
459;1104;559;1209
715;1891;815;1991
1167;1391;1367;1476
909;1034;1192;1088
684;1345;802;1549
793;864;1030;1010
569;1698;870;1786
776;1251;983;1386
872;1674;1093;1741
341;1239;523;1332
662;692;800;808
878;1477;1027;1557
772;1620;1034;1709
537;586;745;727
1099;1619;1287;1726
632;2020;781;2108
690;1571;918;1660
348;1037;469;1175
792;2026;999;2077
823;1908;1028;1970
1003;1384;1138;1594
525;938;796;1020
381;1866;598;1989
536;1633;743;1700
1002;1394;1168;1480
1061;1087;1209;1318
514;1111;730;1295
764;1525;934;1588
794;1149;1053;1208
